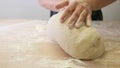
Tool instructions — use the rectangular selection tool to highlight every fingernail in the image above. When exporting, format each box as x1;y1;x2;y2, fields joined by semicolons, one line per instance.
61;17;66;22
86;22;91;27
60;19;64;23
75;22;83;28
68;24;73;29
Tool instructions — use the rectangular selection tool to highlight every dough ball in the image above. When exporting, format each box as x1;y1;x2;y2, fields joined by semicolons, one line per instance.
47;11;105;60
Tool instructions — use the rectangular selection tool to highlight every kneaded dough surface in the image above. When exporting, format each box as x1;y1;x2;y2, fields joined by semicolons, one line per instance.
47;11;105;59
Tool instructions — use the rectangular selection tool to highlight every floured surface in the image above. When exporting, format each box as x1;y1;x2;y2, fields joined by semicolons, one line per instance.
91;21;120;67
0;20;120;68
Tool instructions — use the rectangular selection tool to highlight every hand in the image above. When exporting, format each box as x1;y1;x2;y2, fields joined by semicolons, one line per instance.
56;0;92;29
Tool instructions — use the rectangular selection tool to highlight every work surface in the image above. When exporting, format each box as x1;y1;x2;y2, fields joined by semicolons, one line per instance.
0;20;120;68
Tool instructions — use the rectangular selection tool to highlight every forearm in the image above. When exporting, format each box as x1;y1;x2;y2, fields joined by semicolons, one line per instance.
84;0;117;10
39;0;60;11
39;0;117;11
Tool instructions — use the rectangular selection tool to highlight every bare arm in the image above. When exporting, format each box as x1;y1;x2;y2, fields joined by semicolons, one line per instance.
84;0;117;10
39;0;117;11
39;0;62;11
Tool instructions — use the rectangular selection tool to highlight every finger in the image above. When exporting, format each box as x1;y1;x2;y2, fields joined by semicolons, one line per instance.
68;21;75;29
68;5;83;29
68;5;83;24
75;9;88;28
86;13;92;27
55;0;69;9
60;3;76;23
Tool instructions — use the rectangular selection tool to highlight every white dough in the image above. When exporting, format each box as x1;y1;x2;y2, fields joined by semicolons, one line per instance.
47;11;105;60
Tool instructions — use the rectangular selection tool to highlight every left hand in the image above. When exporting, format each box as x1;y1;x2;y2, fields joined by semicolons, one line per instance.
56;0;92;29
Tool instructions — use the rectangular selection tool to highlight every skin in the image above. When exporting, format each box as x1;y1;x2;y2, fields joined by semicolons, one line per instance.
39;0;117;29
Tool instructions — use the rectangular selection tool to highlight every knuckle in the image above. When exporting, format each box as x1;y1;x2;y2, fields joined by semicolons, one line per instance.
81;13;86;17
82;10;87;16
65;7;73;13
78;5;82;9
65;8;70;13
70;16;76;22
80;5;84;9
72;15;77;20
79;17;82;21
74;12;79;17
73;1;78;4
80;17;83;21
79;15;84;21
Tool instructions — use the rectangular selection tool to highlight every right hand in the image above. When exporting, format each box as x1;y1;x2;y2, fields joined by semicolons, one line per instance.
55;0;92;29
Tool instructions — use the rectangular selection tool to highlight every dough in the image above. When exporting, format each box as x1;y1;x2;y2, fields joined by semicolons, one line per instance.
47;11;105;60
